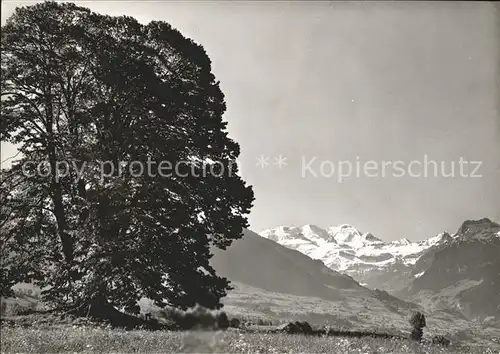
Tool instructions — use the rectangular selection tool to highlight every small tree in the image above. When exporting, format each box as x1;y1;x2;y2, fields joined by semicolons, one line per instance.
216;312;229;330
409;311;426;341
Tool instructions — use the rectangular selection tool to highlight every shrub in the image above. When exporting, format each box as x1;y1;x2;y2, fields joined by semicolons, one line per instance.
296;321;313;334
159;306;219;330
159;306;244;330
216;312;229;330
229;318;240;328
192;306;217;329
409;311;426;341
431;335;451;346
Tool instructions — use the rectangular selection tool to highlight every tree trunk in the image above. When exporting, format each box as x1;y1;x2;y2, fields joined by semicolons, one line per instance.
70;295;157;329
48;142;74;264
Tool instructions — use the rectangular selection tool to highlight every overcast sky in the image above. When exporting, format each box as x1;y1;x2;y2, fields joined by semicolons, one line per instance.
1;1;499;241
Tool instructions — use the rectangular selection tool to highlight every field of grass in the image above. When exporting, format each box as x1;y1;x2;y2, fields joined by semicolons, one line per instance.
3;283;499;353
215;283;500;350
2;325;498;354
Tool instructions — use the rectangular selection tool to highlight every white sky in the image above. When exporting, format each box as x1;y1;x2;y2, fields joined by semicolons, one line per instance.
1;1;499;241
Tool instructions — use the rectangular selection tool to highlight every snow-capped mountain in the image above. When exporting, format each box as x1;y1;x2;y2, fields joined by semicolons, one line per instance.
259;223;453;291
259;219;498;292
210;229;425;326
260;218;500;320
402;218;500;320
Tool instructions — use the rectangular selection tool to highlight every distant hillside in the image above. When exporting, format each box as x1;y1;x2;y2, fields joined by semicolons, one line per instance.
210;228;422;323
210;229;366;302
218;282;499;350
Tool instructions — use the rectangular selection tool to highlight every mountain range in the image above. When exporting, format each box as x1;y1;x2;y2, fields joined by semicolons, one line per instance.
258;218;500;321
208;227;500;348
210;229;423;333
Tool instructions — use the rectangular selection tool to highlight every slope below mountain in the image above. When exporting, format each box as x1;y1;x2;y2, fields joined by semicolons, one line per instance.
219;281;499;350
210;229;366;302
210;229;423;324
258;218;500;321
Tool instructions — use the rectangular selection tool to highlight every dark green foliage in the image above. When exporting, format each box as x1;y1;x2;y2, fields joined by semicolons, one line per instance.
431;335;451;346
410;328;423;342
216;312;229;330
229;317;240;328
409;311;426;329
409;311;426;341
160;306;214;330
159;306;235;330
0;1;254;315
278;321;314;335
296;321;313;334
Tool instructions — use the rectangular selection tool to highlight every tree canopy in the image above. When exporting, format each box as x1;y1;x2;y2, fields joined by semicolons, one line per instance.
1;1;254;315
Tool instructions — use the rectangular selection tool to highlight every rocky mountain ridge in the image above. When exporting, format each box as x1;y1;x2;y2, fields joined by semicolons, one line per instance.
259;218;500;320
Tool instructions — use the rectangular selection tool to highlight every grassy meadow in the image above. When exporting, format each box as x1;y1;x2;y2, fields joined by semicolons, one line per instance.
2;325;498;354
1;283;499;353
